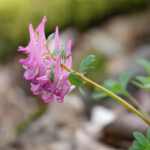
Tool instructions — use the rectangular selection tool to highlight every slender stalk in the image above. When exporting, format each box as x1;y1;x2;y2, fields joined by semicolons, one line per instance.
45;44;150;125
125;92;150;121
74;74;150;125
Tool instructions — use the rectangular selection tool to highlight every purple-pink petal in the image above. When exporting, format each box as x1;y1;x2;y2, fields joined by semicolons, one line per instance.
24;69;37;82
65;40;72;69
56;97;64;103
54;26;60;50
42;92;54;103
54;56;61;87
62;75;70;96
35;16;47;42
18;17;72;103
31;84;43;95
18;24;35;54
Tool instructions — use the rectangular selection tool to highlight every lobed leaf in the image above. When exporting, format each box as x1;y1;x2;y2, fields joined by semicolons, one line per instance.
68;73;83;87
130;129;150;150
132;140;146;149
78;55;95;73
133;132;148;146
147;128;150;142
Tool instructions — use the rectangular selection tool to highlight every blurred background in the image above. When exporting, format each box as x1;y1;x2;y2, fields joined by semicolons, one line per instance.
1;0;150;149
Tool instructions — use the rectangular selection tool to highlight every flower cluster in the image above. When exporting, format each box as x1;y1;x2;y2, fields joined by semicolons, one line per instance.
18;16;72;103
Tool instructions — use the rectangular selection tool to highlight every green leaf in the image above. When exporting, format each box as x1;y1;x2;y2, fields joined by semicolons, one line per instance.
147;128;150;142
92;73;132;100
80;66;95;72
136;76;148;84
132;81;145;89
47;33;55;43
36;31;39;37
132;140;146;149
133;76;150;90
64;54;71;62
68;73;83;87
136;58;150;75
103;80;122;94
79;87;86;95
80;55;95;68
144;83;150;89
79;55;95;72
133;132;148;146
130;129;150;150
93;79;122;99
60;49;65;58
119;73;132;92
50;67;55;82
129;148;143;150
92;92;107;99
52;49;60;56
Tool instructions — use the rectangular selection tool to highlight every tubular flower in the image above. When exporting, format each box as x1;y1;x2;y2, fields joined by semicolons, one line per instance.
18;16;72;103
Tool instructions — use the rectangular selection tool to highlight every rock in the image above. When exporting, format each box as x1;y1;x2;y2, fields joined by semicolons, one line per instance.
0;62;39;148
48;141;72;150
102;113;149;148
87;29;125;58
14;94;85;150
105;44;150;77
84;106;117;136
75;128;116;150
114;44;150;77
73;13;150;76
136;89;150;113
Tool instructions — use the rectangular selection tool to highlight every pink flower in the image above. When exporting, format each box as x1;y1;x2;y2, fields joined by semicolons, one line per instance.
18;16;72;103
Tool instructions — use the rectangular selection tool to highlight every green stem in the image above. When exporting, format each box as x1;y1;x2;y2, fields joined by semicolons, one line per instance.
125;92;150;121
75;73;150;126
46;44;150;125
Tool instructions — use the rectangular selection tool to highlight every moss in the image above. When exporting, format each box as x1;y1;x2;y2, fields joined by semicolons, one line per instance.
0;0;149;63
